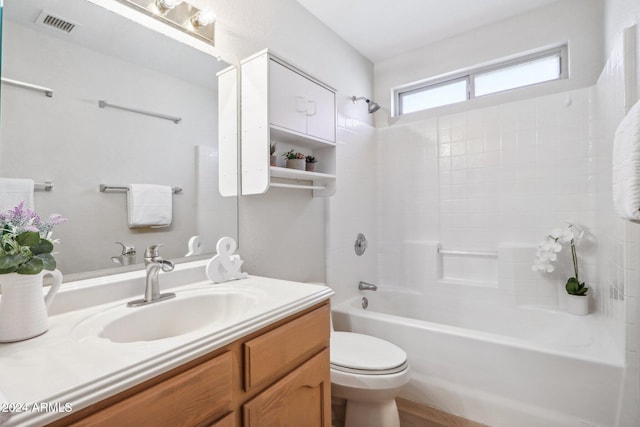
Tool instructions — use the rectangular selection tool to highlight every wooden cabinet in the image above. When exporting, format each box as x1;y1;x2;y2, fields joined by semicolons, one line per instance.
241;50;336;197
243;349;331;427
49;302;330;427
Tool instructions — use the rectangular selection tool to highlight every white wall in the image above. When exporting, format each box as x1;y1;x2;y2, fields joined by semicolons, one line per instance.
374;0;604;127
192;0;376;286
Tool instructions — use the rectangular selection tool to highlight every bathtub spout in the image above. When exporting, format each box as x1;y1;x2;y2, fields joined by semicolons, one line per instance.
358;281;377;291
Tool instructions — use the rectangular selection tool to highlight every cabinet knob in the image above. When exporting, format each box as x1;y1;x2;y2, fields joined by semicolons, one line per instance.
295;96;307;112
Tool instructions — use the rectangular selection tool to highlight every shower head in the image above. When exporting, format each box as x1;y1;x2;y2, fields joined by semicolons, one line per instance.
352;96;381;114
367;101;381;113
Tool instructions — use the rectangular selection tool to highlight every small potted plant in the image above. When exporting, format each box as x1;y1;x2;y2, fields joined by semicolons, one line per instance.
282;149;306;170
305;155;318;172
0;202;66;341
532;224;589;315
270;143;277;167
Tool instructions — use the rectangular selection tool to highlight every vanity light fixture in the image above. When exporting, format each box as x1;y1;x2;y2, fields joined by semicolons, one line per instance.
191;9;216;29
114;0;215;44
154;0;183;13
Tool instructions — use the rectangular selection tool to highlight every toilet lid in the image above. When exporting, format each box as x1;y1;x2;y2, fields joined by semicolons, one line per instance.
330;332;408;374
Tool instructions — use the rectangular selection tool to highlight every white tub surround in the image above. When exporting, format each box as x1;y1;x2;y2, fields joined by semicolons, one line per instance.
333;289;624;427
0;260;333;427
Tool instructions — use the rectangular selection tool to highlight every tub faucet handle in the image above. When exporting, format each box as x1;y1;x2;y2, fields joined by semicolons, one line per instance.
358;281;377;291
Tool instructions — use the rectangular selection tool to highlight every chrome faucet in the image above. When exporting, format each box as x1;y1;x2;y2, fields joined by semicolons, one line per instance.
358;281;377;291
127;244;176;307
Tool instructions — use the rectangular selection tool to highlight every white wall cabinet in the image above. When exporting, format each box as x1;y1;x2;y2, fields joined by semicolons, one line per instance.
217;65;238;197
241;50;336;197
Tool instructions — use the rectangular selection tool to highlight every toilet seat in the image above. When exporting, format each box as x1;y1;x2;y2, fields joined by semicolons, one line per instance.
330;332;408;375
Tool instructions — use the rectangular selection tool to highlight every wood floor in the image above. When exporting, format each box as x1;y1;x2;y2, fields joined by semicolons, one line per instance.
332;397;489;427
397;398;489;427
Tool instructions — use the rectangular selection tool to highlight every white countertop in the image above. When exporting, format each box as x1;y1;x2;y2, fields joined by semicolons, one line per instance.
0;261;333;426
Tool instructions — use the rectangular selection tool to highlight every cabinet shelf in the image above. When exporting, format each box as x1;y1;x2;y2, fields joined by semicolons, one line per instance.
270;167;336;182
270;125;336;149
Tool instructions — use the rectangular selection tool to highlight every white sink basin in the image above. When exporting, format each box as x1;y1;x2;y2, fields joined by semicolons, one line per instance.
72;287;261;343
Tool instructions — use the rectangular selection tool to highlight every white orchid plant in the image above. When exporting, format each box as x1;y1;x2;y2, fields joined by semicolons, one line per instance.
532;224;588;296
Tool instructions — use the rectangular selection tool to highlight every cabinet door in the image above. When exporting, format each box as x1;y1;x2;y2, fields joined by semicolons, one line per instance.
209;412;234;427
305;81;335;142
243;349;331;427
269;60;308;134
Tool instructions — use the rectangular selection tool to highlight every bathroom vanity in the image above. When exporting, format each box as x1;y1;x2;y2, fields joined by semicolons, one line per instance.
0;261;333;427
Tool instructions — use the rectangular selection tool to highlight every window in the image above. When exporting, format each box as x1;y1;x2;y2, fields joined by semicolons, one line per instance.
394;45;567;116
400;78;467;115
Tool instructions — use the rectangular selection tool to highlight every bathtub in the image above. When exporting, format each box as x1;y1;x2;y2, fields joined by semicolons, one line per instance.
331;288;624;427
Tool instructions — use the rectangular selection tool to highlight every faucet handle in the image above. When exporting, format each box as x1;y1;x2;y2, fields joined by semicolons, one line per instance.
144;244;165;258
115;241;136;256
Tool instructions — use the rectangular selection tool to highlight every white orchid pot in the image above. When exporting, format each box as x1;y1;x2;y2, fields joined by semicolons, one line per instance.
567;294;589;315
0;270;63;342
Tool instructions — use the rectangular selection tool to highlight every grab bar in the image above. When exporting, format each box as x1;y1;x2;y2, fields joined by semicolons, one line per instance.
438;248;498;257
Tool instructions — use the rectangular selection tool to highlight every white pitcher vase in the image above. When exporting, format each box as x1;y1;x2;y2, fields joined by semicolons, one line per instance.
0;270;63;342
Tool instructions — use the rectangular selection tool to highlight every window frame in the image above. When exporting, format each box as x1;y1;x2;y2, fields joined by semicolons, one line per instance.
393;44;568;116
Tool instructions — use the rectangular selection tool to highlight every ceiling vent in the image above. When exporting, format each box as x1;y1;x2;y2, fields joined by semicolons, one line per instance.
35;11;78;34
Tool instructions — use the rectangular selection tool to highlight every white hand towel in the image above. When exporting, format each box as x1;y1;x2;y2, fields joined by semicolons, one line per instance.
127;184;172;228
613;99;640;220
0;178;35;212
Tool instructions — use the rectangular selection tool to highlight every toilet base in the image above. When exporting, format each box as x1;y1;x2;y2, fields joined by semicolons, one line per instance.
344;398;400;427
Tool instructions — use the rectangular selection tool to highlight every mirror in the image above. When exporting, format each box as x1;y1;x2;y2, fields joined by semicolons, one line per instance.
0;0;238;279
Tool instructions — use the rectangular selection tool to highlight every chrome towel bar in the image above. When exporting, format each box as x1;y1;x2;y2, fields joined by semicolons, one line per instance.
1;77;53;97
98;100;182;124
99;185;182;194
35;181;54;191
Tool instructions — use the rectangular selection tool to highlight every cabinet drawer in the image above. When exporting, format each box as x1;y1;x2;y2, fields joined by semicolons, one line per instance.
243;305;330;390
243;348;331;427
72;352;233;427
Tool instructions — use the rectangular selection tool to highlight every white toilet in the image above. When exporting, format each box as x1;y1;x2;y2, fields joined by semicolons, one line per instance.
330;331;410;427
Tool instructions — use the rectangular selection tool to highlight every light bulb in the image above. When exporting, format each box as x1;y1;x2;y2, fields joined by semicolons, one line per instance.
191;9;216;28
155;0;183;13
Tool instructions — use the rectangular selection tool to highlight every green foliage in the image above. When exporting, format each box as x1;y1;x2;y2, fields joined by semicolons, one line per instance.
565;277;588;296
0;203;65;275
0;231;56;275
282;149;306;160
270;143;277;156
305;155;317;163
282;149;297;159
